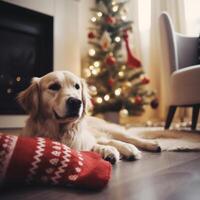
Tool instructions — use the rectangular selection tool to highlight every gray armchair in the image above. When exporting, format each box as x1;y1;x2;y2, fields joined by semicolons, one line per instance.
159;12;200;130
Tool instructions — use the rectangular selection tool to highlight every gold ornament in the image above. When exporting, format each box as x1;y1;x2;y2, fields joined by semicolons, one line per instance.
89;85;97;95
100;31;112;51
122;82;132;95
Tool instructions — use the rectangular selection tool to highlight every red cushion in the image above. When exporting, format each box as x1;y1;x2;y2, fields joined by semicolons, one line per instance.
0;134;111;190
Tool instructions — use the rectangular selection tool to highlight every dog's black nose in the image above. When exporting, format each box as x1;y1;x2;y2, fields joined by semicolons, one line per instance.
66;97;82;113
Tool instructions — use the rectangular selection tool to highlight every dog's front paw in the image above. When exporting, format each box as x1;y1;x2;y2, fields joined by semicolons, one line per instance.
143;141;161;152
120;143;142;160
93;145;120;164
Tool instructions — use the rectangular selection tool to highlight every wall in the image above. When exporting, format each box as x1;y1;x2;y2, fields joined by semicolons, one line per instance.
0;0;81;128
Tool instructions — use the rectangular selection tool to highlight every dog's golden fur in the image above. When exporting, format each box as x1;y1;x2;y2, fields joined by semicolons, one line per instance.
18;71;160;164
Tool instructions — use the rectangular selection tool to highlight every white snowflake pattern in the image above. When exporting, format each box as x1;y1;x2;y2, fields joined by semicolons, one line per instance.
52;151;61;157
49;158;59;166
68;174;78;181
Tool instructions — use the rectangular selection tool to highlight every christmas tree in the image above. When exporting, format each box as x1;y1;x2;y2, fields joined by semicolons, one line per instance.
84;0;158;117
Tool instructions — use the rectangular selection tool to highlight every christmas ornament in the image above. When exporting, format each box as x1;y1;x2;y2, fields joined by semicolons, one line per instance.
123;30;141;68
150;98;159;109
100;31;112;51
106;54;116;65
108;78;114;87
140;75;150;84
135;96;142;104
91;97;96;106
122;83;132;95
88;31;95;39
89;85;97;95
119;109;129;117
105;16;116;25
0;134;111;190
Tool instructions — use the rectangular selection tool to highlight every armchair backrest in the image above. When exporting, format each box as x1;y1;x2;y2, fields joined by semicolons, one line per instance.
159;12;199;73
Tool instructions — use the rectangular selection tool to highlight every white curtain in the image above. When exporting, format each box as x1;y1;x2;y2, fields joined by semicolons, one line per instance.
149;0;186;120
129;0;187;122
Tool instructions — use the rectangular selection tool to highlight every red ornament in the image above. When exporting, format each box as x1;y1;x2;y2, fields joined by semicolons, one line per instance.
108;78;114;86
106;55;116;65
150;98;159;109
123;30;141;68
91;98;96;107
88;31;95;39
141;76;150;84
105;16;116;24
135;96;142;105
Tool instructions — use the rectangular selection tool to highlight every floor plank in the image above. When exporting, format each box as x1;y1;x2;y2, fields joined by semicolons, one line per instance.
1;151;200;200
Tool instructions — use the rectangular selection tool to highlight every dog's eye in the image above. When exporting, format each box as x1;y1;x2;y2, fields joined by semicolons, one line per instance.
48;83;61;91
75;83;80;90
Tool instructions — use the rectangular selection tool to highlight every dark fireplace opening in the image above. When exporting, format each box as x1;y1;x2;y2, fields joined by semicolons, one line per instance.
0;1;53;114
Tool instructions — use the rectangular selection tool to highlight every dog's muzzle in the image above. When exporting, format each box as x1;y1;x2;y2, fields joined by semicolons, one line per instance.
66;97;82;117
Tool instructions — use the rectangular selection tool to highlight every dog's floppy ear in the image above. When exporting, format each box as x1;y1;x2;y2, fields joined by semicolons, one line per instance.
81;79;92;114
17;77;40;117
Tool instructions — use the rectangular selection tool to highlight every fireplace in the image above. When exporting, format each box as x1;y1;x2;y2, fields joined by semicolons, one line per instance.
0;1;53;114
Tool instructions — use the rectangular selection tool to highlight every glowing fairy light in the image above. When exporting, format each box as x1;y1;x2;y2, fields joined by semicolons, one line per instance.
91;17;97;22
97;12;103;17
94;61;100;68
112;5;119;12
84;68;91;78
115;36;121;42
121;15;127;21
118;71;124;77
104;94;110;101
115;88;121;96
88;49;96;56
96;97;103;104
89;65;94;70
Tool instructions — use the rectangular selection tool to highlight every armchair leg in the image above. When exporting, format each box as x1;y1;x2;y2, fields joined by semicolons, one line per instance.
191;105;199;130
165;106;177;129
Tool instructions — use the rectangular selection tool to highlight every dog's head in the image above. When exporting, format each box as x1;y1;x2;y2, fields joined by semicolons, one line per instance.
17;71;91;123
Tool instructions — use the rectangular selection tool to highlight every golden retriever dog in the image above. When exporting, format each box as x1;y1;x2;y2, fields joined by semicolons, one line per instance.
18;71;160;164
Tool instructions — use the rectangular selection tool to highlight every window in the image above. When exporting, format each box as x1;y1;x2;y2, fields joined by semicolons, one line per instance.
138;0;151;31
184;0;200;36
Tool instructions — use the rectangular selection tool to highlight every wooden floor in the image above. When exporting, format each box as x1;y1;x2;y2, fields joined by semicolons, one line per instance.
1;151;200;200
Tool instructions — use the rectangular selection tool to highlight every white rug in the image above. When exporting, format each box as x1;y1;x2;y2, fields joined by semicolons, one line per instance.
127;127;200;151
